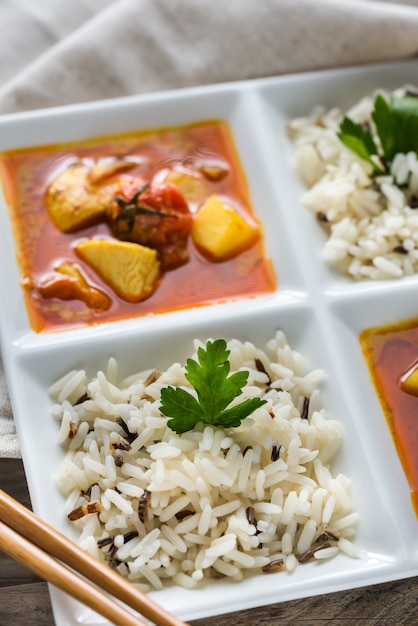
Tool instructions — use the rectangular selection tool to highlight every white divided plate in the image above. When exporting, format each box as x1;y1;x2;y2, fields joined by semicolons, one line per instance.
1;59;418;624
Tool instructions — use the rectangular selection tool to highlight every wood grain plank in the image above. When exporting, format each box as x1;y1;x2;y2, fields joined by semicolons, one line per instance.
0;583;55;626
1;578;418;626
0;458;42;587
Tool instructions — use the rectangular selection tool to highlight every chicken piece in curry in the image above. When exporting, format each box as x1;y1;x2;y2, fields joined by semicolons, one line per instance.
46;163;118;233
76;239;160;303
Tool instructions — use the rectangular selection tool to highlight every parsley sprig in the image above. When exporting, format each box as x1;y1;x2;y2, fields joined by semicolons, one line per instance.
160;339;267;434
338;92;418;174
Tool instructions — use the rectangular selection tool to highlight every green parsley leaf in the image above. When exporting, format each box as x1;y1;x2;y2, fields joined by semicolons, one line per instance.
338;116;379;168
159;339;267;434
373;94;418;162
338;92;418;173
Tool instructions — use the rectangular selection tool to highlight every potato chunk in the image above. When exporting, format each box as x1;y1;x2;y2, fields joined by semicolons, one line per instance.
75;239;160;302
46;164;116;233
191;194;260;261
401;365;418;397
165;169;208;203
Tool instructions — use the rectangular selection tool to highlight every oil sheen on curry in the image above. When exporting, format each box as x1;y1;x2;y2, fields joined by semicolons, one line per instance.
0;120;276;332
360;319;418;516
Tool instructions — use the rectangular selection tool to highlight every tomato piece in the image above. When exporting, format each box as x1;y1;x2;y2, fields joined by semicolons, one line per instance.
107;177;193;270
141;180;190;214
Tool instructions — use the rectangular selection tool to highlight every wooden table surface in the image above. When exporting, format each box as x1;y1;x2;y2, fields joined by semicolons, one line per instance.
1;457;417;626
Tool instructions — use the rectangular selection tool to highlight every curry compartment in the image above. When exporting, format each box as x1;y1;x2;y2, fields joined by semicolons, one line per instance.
0;119;276;333
360;317;418;517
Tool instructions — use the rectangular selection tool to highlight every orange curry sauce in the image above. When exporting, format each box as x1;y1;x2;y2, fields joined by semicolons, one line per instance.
360;319;418;516
0;121;276;332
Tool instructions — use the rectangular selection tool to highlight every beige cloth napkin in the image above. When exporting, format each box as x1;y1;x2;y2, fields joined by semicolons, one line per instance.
1;0;418;457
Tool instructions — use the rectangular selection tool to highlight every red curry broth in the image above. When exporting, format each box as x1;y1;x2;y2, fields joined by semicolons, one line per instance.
360;319;418;516
0;120;276;332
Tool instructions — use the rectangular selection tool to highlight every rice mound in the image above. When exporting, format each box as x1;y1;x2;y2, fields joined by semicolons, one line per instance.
52;332;358;591
287;86;418;280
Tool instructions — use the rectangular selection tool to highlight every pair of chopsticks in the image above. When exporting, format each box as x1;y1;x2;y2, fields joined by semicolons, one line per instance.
0;489;189;626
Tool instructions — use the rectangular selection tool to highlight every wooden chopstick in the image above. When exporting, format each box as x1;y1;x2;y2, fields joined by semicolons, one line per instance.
0;519;149;626
0;490;189;626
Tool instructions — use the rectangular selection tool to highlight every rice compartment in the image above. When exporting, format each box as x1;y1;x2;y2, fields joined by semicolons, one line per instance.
51;332;358;591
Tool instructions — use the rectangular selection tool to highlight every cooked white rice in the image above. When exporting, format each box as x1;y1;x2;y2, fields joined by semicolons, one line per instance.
51;332;358;591
287;85;418;280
